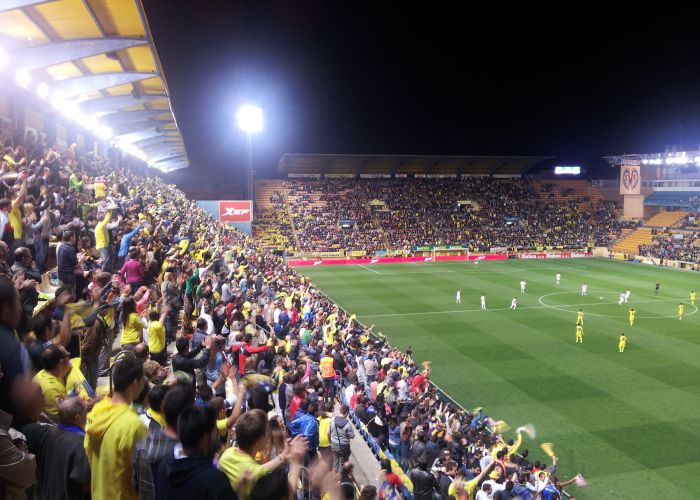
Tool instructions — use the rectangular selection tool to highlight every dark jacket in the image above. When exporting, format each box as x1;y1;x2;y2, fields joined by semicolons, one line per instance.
56;243;78;283
171;347;210;384
155;453;234;500
410;439;427;465
410;467;438;500
133;426;178;500
35;425;90;500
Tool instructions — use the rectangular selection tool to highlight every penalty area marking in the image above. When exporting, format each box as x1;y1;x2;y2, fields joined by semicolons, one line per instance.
538;291;697;319
357;264;381;275
358;294;693;319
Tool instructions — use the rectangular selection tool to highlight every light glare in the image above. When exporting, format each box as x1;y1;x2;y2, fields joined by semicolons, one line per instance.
236;105;263;133
15;69;30;88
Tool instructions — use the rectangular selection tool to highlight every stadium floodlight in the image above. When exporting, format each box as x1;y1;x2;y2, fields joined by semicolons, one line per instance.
0;48;9;71
94;125;113;141
36;82;49;100
15;69;31;88
236;104;263;200
236;104;263;133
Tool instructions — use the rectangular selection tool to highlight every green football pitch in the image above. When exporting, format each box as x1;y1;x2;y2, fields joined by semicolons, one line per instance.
299;258;700;498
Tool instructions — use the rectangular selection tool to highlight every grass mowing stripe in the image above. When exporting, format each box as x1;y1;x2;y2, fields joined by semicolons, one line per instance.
299;259;700;498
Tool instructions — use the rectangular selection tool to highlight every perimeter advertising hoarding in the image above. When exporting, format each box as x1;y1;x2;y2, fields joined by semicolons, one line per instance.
219;200;253;223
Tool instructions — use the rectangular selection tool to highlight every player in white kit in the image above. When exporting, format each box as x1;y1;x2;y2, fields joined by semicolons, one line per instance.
619;292;625;305
624;289;631;303
520;280;526;293
510;297;517;309
456;289;461;304
556;273;561;285
581;283;588;296
480;295;486;309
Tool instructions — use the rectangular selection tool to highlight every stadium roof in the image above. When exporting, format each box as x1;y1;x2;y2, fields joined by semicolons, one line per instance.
0;0;188;172
278;154;553;177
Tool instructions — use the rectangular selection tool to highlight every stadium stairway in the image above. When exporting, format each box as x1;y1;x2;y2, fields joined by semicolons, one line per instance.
253;180;297;250
283;186;303;250
646;211;688;228
358;187;391;251
532;180;602;209
254;180;284;209
612;227;654;254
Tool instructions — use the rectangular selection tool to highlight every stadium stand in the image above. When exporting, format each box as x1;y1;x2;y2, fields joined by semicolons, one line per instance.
281;177;629;253
612;227;654;255
645;211;688;227
644;191;700;210
639;230;700;262
0;135;586;499
253;180;298;251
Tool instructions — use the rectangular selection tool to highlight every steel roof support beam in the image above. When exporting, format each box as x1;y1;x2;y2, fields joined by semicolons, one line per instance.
152;153;186;164
131;136;180;148
49;72;157;98
98;109;170;127
111;119;171;136
78;94;166;114
14;37;146;71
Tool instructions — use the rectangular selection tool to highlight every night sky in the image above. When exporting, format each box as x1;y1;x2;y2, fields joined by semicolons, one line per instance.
142;2;700;182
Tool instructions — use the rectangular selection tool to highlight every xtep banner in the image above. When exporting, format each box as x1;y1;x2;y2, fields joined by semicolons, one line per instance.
219;201;252;222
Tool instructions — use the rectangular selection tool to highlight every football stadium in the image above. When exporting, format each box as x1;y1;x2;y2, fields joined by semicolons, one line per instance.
0;3;698;500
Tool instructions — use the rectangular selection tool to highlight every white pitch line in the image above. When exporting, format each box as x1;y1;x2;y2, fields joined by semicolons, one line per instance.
359;298;686;319
358;264;381;275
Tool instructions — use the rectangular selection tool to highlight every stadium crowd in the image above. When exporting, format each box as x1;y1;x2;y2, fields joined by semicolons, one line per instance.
0;135;585;500
639;230;700;262
252;189;296;251
283;178;627;253
287;179;385;253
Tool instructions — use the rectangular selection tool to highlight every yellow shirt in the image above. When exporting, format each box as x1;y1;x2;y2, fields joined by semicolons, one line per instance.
121;313;145;345
95;211;112;250
318;415;331;447
619;336;626;345
691;292;696;302
576;325;583;336
217;447;269;499
9;205;21;239
216;418;229;437
84;398;147;500
33;370;67;419
148;320;166;354
94;182;106;198
448;477;479;499
679;305;685;314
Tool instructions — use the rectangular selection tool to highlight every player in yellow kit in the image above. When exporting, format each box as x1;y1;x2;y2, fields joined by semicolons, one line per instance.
575;324;584;343
576;309;584;326
690;291;696;305
679;302;685;320
618;333;627;352
628;308;635;326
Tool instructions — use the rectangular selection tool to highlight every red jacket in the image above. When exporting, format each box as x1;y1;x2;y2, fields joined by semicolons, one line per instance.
231;342;269;375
